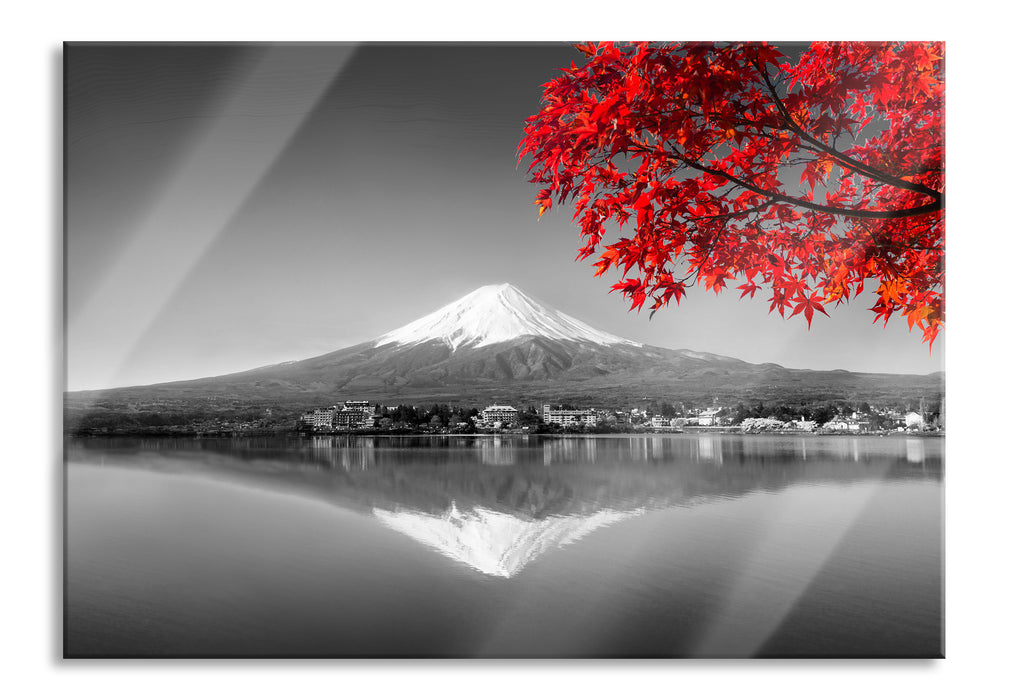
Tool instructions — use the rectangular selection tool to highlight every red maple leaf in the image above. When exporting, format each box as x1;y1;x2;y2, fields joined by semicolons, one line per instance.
519;41;944;346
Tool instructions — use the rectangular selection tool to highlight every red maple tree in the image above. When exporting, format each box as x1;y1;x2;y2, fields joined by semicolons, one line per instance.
519;42;944;348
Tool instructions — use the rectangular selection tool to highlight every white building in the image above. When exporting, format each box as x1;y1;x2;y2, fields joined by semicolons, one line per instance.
480;405;519;427
822;416;862;433
301;406;337;429
698;408;721;426
650;415;679;430
335;401;376;430
301;401;377;430
542;404;597;427
904;411;925;430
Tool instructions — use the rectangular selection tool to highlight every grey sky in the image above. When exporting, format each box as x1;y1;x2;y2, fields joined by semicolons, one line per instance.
66;42;944;391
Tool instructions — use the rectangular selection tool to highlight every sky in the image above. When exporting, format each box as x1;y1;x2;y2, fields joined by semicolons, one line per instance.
66;42;945;391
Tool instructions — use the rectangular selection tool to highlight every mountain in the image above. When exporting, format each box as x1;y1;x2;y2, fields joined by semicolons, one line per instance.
375;283;638;350
67;282;943;412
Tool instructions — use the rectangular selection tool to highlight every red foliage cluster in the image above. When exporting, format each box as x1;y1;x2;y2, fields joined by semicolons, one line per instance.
519;42;944;347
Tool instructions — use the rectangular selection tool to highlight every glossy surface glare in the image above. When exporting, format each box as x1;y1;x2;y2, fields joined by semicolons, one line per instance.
65;434;943;657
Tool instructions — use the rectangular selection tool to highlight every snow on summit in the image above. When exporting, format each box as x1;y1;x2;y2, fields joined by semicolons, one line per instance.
375;283;641;351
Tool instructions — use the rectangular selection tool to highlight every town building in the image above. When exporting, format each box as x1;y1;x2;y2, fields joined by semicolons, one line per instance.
629;408;649;425
301;406;337;430
300;401;376;431
480;405;519;427
650;415;676;430
822;416;864;433
697;408;721;426
542;404;598;427
335;401;376;430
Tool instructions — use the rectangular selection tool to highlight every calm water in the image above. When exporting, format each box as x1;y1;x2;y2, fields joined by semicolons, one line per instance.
65;434;943;658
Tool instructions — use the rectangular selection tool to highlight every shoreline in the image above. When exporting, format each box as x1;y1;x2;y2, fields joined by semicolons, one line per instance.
65;428;945;439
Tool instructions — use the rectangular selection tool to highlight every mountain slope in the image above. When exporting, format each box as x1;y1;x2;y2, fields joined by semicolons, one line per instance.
375;283;640;350
67;282;944;409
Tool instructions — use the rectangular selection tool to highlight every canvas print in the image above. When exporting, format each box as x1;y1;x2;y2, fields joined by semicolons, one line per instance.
64;42;944;658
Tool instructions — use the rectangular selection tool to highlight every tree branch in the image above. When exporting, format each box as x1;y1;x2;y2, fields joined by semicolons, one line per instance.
660;144;943;220
754;62;944;205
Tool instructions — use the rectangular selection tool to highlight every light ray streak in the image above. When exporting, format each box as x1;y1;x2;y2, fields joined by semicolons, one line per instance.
68;45;357;391
693;480;882;657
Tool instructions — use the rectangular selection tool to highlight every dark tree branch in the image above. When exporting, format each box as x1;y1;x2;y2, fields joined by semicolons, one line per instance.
655;143;943;220
754;63;944;205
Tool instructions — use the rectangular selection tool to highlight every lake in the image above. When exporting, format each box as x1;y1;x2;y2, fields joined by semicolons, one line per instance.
64;434;943;658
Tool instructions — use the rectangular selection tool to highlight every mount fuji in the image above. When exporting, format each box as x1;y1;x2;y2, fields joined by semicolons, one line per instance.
68;282;943;409
374;283;640;351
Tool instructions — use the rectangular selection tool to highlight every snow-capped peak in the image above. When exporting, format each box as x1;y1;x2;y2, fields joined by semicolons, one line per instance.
375;283;641;351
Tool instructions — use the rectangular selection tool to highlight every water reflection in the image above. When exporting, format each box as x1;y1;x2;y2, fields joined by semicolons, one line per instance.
542;436;597;466
373;503;641;578
67;434;942;578
907;438;925;464
309;436;376;471
479;435;517;466
697;435;722;463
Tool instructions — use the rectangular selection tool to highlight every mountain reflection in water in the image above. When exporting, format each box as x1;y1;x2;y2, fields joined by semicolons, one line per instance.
66;434;944;657
67;434;941;580
374;504;641;578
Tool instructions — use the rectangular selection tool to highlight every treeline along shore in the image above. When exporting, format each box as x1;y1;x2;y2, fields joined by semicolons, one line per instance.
65;395;945;438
